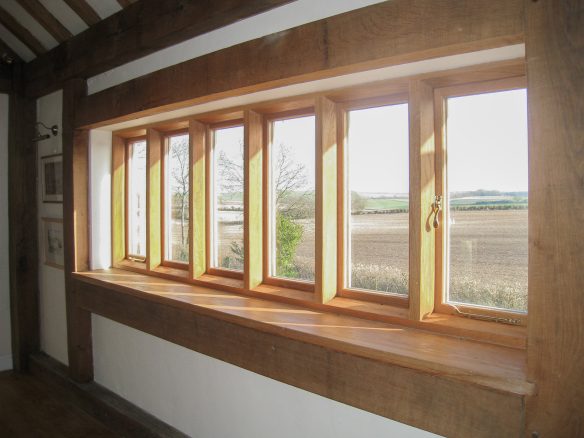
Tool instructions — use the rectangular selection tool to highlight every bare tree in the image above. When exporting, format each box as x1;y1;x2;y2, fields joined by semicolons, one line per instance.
169;136;189;260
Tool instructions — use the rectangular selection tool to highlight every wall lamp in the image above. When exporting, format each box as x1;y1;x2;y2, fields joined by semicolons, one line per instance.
33;122;59;142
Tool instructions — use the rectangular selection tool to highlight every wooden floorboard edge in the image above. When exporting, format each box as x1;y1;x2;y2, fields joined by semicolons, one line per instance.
27;353;188;438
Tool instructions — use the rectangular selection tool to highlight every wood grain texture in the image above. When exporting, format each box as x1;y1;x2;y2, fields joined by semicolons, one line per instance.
73;269;530;437
244;110;263;289
525;0;584;436
63;0;100;26
62;79;93;382
189;119;206;279
315;97;337;303
74;0;524;128
111;135;126;265
18;0;72;43
146;129;162;270
24;0;296;97
0;5;45;55
408;80;435;320
8;64;38;371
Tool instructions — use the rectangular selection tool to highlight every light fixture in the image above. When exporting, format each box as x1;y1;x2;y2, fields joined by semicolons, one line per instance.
33;122;59;142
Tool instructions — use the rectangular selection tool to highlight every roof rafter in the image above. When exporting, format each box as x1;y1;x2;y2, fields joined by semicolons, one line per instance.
0;5;45;56
63;0;100;27
19;0;73;43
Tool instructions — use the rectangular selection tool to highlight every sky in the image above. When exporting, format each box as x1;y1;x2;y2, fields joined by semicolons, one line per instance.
447;89;528;193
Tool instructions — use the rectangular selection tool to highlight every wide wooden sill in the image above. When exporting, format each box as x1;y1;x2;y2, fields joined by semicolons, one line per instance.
72;268;533;437
115;260;526;349
74;268;531;396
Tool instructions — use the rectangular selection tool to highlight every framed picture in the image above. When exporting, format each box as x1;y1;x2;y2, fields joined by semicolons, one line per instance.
41;153;63;203
42;217;64;269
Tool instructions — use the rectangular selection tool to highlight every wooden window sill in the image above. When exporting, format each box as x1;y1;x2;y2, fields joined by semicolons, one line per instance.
114;261;526;349
73;268;531;395
72;268;533;437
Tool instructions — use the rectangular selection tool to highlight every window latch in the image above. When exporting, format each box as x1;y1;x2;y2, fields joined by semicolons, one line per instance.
432;195;442;229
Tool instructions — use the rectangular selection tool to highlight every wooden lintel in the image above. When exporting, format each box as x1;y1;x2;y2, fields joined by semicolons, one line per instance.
74;0;524;129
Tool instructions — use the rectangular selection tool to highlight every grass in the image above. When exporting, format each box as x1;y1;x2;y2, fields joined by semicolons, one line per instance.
364;198;408;210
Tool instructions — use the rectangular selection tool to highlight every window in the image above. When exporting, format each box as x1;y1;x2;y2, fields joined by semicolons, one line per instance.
343;102;409;297
268;114;316;283
112;69;528;331
441;87;528;314
210;124;244;272
126;139;147;260
164;133;190;265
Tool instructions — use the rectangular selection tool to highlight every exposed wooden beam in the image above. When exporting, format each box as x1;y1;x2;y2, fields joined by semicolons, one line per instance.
0;5;45;56
116;0;136;7
63;0;100;27
8;63;39;371
74;0;524;129
24;0;297;98
18;0;73;43
62;79;93;382
0;37;21;63
526;0;584;436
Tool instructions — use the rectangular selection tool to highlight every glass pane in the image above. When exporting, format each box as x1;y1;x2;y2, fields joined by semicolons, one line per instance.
212;125;244;271
128;140;147;258
270;116;315;281
346;104;409;295
165;134;190;263
446;89;528;312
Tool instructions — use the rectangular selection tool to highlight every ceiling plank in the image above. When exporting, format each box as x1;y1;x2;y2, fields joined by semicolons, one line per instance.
24;0;296;97
0;5;45;56
63;0;101;27
18;0;73;43
116;0;136;7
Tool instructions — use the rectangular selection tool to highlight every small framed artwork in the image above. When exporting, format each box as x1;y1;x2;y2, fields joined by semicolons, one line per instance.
41;153;63;203
42;217;64;269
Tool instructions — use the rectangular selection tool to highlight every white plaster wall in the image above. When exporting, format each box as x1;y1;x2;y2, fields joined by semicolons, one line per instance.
0;94;12;371
37;90;68;365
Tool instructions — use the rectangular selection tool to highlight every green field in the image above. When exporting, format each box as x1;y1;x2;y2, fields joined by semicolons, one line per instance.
364;198;408;210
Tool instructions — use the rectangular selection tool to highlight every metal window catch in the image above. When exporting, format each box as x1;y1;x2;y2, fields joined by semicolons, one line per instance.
432;195;442;229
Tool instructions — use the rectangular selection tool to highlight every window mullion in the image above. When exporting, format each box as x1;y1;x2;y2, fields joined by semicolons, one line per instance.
146;128;162;271
315;96;338;304
190;119;207;279
408;79;436;320
244;110;264;289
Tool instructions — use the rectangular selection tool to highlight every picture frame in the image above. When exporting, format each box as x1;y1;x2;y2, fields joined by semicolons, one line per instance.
42;217;64;269
41;153;63;203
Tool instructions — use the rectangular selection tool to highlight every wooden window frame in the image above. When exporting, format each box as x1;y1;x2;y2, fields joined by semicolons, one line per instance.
336;93;410;308
124;136;148;264
111;63;528;343
206;119;246;280
262;108;316;293
433;77;528;326
161;129;190;270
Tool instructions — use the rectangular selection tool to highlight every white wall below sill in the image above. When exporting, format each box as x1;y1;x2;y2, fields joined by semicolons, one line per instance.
0;354;12;372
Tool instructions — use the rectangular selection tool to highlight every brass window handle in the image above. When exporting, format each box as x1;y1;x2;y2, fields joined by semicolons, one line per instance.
432;195;442;229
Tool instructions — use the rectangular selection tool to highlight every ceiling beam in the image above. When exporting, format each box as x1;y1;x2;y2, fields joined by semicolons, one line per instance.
116;0;136;7
0;37;22;64
0;5;45;56
24;0;296;98
63;0;100;27
19;0;73;43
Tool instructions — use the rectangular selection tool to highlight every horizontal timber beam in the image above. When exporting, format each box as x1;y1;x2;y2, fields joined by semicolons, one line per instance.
23;0;296;98
75;0;524;129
